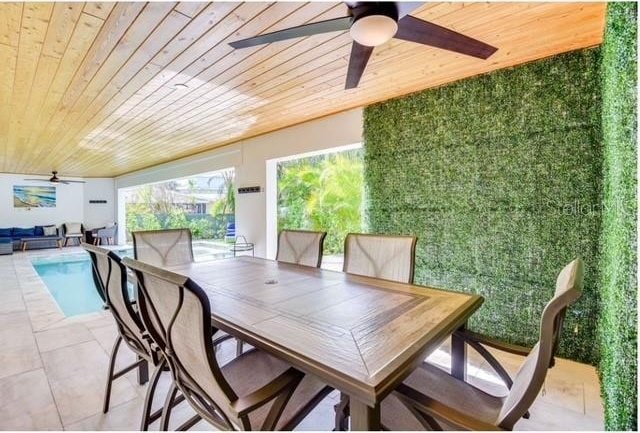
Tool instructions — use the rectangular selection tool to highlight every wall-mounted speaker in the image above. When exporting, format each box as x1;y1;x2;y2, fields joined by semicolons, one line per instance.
238;186;261;194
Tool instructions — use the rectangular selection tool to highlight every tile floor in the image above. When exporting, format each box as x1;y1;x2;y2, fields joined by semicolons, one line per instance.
0;247;604;430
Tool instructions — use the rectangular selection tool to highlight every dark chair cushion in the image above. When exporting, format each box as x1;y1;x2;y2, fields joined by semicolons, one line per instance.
0;228;11;237
12;227;35;237
34;226;44;236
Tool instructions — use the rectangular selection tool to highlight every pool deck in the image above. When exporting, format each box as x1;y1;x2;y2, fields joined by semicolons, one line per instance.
0;247;605;430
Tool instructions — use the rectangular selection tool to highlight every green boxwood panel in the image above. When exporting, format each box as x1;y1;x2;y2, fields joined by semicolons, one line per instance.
363;48;602;363
598;2;637;430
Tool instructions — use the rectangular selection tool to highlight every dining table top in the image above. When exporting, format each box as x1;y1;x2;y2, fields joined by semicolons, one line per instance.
168;256;483;407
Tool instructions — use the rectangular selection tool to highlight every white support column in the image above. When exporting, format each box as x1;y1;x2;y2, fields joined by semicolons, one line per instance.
265;159;278;260
116;188;127;245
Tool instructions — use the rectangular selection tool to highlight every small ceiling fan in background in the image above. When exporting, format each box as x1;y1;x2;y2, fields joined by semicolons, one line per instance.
229;2;498;89
24;171;85;185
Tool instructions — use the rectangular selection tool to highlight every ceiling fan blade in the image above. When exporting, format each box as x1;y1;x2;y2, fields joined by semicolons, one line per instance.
61;180;85;184
229;16;352;49
395;2;425;18
345;42;374;89
23;178;49;182
395;15;498;59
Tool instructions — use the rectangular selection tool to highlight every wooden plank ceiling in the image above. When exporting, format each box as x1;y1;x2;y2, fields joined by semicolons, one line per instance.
0;2;606;177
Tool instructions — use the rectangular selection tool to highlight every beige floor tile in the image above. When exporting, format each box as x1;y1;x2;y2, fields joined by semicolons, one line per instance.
0;310;31;330
0;289;25;313
0;368;62;430
35;323;95;353
65;397;144;431
24;293;66;332
516;396;604;430
538;375;585;414
0;325;42;380
41;340;139;425
583;379;605;417
294;395;339;431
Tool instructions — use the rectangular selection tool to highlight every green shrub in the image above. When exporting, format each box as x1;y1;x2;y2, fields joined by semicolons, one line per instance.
598;2;637;430
364;48;602;363
278;149;363;254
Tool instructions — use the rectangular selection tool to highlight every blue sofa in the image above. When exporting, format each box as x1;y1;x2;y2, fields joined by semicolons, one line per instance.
0;226;61;251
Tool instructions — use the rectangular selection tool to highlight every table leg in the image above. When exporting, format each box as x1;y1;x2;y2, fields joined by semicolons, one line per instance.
451;323;467;381
350;398;380;431
22;241;26;252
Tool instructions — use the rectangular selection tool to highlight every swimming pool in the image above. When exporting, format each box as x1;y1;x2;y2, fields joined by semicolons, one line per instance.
32;254;107;316
32;242;233;317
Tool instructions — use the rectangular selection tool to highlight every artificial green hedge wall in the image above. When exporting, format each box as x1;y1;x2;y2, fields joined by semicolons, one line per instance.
598;2;637;430
363;48;602;363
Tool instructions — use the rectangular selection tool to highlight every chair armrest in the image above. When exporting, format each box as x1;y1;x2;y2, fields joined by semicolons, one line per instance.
453;329;531;390
455;329;531;356
394;383;503;431
231;367;304;417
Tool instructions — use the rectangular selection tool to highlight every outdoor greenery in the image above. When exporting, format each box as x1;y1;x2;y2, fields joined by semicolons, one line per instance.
125;171;235;241
598;2;637;429
278;149;363;254
363;48;602;363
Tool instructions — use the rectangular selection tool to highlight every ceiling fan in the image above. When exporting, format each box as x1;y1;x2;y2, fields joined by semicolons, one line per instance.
229;2;498;89
24;171;85;185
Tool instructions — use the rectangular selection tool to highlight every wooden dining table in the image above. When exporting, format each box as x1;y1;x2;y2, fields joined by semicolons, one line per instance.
168;256;483;430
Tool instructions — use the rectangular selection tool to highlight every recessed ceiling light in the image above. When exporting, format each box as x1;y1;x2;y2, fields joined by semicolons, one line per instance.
174;83;189;89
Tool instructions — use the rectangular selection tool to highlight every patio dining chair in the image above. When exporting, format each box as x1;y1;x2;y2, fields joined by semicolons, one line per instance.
276;229;327;268
378;258;584;431
134;228;245;359
123;256;333;431
92;223;117;245
132;228;194;267
335;232;418;429
63;222;84;246
342;233;418;284
83;243;179;430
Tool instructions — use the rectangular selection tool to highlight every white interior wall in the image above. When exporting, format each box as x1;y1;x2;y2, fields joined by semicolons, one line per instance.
0;173;115;229
115;108;364;256
83;178;116;229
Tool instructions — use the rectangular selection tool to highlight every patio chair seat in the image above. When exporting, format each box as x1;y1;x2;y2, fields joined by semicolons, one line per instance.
223;348;331;430
381;362;503;430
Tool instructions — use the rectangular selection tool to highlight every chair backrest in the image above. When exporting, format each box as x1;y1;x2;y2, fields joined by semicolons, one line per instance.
64;222;84;235
83;243;152;361
132;228;194;267
497;258;584;429
343;233;417;283
122;257;240;429
276;229;327;268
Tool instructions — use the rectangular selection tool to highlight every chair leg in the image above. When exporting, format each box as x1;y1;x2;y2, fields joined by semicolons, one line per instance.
137;355;149;385
103;335;123;413
160;382;180;431
334;393;350;431
140;363;164;431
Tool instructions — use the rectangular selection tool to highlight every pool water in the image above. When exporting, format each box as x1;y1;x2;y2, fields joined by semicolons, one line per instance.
32;254;105;316
31;243;232;317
